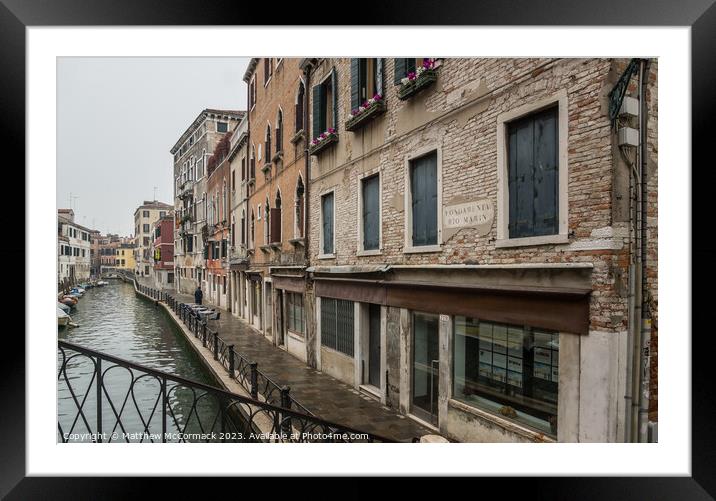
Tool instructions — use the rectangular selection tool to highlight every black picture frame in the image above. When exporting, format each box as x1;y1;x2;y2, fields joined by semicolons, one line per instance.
3;0;713;497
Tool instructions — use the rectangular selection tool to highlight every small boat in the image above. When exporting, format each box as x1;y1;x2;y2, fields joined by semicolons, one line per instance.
57;302;71;314
61;296;78;307
57;307;71;327
70;287;85;296
96;280;109;286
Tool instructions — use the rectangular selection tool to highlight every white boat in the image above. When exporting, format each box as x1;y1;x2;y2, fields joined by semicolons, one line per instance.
58;302;71;314
96;280;109;286
57;307;71;327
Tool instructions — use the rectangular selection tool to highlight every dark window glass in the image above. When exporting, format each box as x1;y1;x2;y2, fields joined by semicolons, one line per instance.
508;106;558;238
320;298;354;357
362;175;380;250
410;151;438;246
217;121;228;133
453;317;559;436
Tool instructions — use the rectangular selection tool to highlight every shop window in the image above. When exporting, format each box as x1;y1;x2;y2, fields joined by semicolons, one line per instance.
453;317;559;436
287;292;305;336
320;298;354;357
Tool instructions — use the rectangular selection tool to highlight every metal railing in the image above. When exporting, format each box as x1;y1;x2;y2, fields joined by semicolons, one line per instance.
134;281;314;417
58;340;391;443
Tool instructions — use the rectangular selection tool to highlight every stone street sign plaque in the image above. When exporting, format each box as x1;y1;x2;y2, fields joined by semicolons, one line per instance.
442;199;494;238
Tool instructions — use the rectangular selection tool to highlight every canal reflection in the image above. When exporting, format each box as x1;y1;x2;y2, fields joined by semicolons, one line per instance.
58;280;222;442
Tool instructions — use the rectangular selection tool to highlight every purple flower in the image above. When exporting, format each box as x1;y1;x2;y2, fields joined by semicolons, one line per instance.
422;59;434;69
319;132;326;139
407;71;416;81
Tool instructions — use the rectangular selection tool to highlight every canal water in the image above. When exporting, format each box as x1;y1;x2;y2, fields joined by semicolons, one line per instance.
58;280;222;442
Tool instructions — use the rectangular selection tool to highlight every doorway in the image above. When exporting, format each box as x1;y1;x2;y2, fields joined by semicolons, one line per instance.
276;289;285;347
367;303;382;388
412;311;440;426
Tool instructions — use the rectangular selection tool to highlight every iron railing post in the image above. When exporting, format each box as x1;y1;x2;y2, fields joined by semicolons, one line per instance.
228;346;235;377
96;357;102;443
250;362;258;399
161;376;167;443
202;322;207;348
280;386;292;438
213;332;219;360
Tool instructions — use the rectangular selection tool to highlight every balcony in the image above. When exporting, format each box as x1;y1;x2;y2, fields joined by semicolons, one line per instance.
177;181;194;200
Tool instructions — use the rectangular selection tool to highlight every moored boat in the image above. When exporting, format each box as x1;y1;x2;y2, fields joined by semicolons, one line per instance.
57;307;71;327
57;302;71;314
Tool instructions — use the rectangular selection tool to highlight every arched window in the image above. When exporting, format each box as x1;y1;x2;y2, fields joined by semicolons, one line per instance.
295;176;305;238
264;198;270;245
231;215;235;247
295;81;305;133
250;145;256;180
276;109;283;154
250;209;255;249
273;190;282;244
222;181;227;223
241;209;246;246
265;124;272;163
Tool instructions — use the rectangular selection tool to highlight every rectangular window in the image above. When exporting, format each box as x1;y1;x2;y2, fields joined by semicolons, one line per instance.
453;317;559;436
287;292;305;335
143;237;150;246
410;151;438;246
321;192;334;255
143;224;150;233
507;106;559;238
217;121;228;133
312;69;337;140
351;58;383;110
143;210;150;217
361;174;380;251
320;298;354;357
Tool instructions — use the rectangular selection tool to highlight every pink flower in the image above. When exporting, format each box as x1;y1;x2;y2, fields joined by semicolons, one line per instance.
407;71;416;81
373;93;382;100
422;59;434;69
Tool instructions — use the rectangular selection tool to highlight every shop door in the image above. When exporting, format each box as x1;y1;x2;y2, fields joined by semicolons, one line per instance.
368;304;381;388
412;312;440;426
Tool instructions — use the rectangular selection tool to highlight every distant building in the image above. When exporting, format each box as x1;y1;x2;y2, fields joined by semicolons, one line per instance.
57;209;92;282
134;200;172;277
152;213;175;289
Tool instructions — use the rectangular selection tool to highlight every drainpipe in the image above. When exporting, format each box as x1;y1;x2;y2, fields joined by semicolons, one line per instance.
638;59;652;442
303;60;313;367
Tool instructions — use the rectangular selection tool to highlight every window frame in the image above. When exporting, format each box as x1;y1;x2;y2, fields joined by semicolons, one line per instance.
496;90;569;248
318;189;336;259
403;145;443;254
357;170;382;256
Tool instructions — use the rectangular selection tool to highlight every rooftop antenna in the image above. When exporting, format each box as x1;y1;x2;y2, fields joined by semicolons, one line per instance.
153;186;158;201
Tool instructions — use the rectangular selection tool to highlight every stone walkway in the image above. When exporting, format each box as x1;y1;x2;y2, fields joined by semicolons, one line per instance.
136;277;433;442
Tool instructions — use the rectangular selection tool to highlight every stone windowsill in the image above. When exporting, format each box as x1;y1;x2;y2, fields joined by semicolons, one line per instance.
289;237;305;247
290;130;305;144
261;162;272;174
272;151;283;163
403;244;442;254
317;253;336;260
495;233;569;249
259;245;271;253
356;248;382;257
269;242;281;250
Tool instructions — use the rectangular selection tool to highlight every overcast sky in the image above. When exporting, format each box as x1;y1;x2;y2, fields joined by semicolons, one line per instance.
57;57;249;236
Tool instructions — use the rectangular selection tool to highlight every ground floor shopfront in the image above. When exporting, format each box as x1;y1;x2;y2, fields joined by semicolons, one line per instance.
302;264;627;443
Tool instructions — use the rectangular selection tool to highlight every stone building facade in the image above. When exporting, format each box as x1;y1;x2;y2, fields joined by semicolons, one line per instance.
228;115;250;319
205;135;232;308
170;109;244;295
152;214;175;289
57;208;92;282
241;58;309;359
133;200;172;277
295;57;658;443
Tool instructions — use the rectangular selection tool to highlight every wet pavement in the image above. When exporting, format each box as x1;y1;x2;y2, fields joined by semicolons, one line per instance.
136;277;432;442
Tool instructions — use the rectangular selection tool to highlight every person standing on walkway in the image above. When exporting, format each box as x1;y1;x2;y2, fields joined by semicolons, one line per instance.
194;286;203;305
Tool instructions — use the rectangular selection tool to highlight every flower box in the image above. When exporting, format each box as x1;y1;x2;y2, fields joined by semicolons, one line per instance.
309;129;338;156
345;96;386;132
398;61;438;100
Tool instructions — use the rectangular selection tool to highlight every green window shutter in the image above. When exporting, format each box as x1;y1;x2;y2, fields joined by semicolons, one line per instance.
351;59;361;110
331;67;338;130
394;58;406;84
376;58;384;96
312;83;324;139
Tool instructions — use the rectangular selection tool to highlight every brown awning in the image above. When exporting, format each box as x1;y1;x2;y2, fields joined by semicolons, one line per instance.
273;275;305;293
314;278;590;335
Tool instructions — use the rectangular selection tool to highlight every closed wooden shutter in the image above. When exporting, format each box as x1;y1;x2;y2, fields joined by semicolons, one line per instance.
394;58;406;84
270;207;281;243
331;67;338;130
312;83;324;138
410;151;438;246
351;58;361;110
508;107;558;238
376;58;384;96
322;193;334;254
362;175;380;250
296;83;304;132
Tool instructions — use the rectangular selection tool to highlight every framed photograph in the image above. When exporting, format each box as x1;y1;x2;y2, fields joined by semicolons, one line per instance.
4;0;711;495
